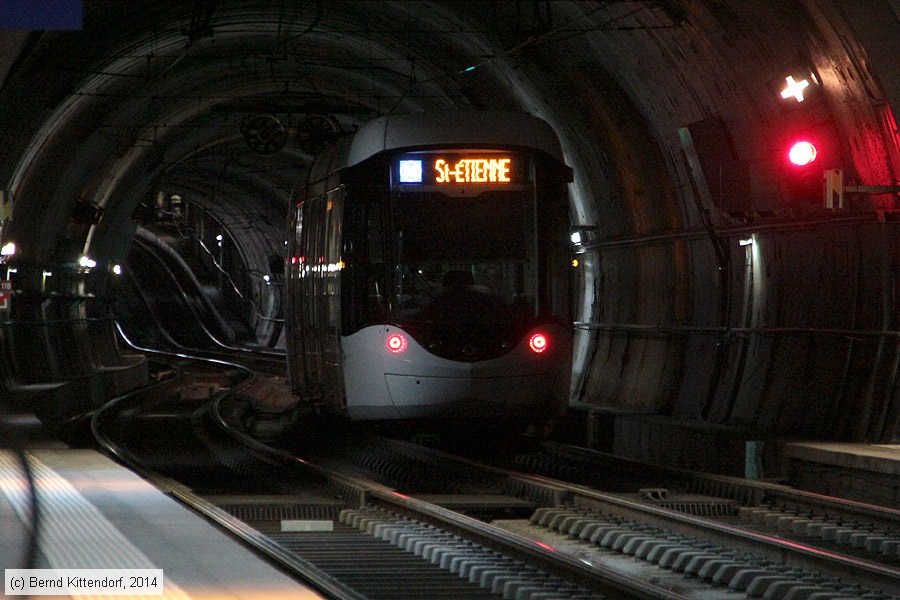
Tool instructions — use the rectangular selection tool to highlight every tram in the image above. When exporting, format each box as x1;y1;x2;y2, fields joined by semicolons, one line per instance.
285;111;572;427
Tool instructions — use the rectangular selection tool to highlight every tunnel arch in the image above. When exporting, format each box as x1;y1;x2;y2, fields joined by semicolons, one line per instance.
0;1;898;447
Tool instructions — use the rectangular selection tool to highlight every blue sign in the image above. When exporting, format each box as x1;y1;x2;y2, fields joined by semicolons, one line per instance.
0;0;83;30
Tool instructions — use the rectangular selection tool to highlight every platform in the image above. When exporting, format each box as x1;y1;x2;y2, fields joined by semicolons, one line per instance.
778;442;900;506
558;409;900;506
0;448;324;599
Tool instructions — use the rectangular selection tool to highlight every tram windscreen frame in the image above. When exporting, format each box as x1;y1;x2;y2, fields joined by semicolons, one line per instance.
338;149;571;333
388;184;538;326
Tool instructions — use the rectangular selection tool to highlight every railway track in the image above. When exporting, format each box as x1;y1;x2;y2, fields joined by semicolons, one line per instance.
91;352;682;599
508;443;900;566
506;441;900;568
277;431;900;600
89;333;900;599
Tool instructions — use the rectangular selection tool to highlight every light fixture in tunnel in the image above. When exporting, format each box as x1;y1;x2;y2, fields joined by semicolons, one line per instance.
570;226;597;246
0;242;15;256
112;264;122;275
780;76;810;103
78;255;97;269
241;113;287;155
788;141;817;167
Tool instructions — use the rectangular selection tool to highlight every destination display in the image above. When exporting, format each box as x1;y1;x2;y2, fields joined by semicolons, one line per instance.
434;157;511;183
394;153;524;187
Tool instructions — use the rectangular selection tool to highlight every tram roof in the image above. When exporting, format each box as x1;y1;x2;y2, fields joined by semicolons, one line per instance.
314;112;566;180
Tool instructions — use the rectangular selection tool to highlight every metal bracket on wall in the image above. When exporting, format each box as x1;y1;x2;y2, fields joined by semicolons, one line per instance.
824;169;900;210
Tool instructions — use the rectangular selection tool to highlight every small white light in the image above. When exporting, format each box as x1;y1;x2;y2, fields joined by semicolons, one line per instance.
263;274;270;282
216;234;223;242
398;159;423;184
739;238;754;246
0;242;15;256
780;75;810;103
113;264;122;275
571;232;582;245
79;255;97;268
42;271;52;277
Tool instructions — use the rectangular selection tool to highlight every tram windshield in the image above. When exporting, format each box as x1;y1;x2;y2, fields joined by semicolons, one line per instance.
390;190;537;324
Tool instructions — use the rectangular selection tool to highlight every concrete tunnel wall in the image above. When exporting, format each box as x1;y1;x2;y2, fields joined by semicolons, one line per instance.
0;1;898;445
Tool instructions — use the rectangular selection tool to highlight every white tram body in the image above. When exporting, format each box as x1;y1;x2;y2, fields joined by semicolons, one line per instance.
286;111;573;426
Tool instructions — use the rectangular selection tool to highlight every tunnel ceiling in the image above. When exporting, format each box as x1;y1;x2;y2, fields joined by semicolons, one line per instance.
0;0;897;267
2;1;900;443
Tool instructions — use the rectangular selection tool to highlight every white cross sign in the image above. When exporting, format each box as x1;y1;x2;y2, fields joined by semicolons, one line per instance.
781;76;810;102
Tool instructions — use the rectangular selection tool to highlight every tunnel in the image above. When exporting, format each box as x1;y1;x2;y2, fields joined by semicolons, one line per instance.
0;0;898;471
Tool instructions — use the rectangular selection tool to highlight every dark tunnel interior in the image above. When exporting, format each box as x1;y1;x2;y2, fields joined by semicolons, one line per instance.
0;0;899;470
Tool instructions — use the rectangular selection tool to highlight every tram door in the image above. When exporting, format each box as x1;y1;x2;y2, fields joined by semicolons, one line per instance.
288;187;345;405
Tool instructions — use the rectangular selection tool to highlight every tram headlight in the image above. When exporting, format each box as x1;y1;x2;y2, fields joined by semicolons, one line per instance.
528;333;549;354
386;333;408;354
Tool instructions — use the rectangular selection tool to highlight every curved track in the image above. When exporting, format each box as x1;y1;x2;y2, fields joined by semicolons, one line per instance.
89;346;681;599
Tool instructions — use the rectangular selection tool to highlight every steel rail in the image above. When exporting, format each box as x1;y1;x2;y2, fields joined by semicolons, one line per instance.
90;347;361;600
545;441;900;525
210;399;692;600
381;437;900;597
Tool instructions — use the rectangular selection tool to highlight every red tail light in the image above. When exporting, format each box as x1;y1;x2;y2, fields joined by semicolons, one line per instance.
529;333;549;354
386;333;408;354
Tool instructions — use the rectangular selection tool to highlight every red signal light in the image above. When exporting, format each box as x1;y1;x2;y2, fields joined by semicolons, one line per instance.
788;141;817;167
386;333;408;354
528;333;549;354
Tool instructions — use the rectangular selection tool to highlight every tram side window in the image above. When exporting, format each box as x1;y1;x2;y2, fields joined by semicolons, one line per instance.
287;202;305;368
305;196;329;387
302;198;320;329
341;186;388;332
366;198;387;316
297;201;310;320
323;187;343;331
538;176;572;322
